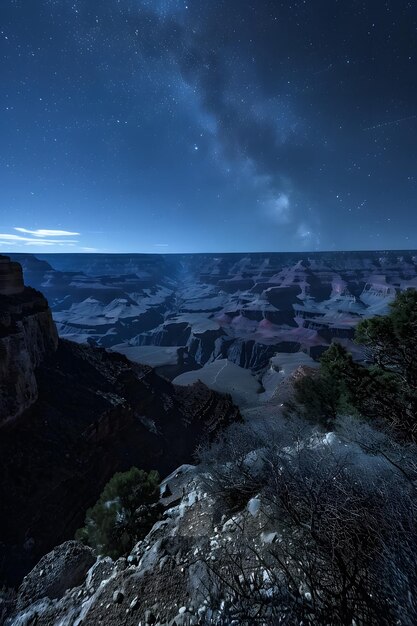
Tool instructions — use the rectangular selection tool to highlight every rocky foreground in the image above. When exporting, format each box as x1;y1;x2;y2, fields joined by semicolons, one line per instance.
2;463;268;626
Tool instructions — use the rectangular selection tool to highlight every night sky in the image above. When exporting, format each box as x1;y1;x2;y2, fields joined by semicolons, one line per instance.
1;0;416;253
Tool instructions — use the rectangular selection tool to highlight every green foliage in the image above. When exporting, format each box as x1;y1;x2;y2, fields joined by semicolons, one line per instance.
355;289;417;438
290;289;417;441
76;467;160;559
290;344;358;426
356;289;417;385
291;371;343;426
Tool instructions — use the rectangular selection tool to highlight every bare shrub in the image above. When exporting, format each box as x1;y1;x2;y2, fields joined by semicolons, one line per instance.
196;418;417;625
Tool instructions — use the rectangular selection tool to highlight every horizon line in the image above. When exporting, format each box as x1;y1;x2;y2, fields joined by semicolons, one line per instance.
4;247;417;256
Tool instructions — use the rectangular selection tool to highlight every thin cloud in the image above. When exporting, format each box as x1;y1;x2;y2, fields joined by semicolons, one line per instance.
22;241;77;247
0;228;99;251
0;233;78;243
14;228;80;237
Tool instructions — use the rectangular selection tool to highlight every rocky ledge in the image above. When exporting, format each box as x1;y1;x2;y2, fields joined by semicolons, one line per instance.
3;467;213;625
2;464;270;626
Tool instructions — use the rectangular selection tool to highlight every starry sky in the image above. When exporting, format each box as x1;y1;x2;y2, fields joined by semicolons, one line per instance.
1;0;416;253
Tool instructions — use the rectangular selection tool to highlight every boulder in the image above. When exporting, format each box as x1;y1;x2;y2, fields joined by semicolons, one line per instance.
17;540;95;610
113;589;124;604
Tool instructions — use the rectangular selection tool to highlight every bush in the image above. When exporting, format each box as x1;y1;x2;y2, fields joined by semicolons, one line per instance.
287;343;360;426
196;418;417;625
76;467;160;559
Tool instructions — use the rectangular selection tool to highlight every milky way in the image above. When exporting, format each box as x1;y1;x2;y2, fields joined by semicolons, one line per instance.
1;0;416;252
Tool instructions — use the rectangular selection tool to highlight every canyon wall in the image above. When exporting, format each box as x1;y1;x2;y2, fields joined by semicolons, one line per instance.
0;255;58;424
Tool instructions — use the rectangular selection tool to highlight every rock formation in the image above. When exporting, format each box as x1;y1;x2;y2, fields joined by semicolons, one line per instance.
0;254;24;295
0;255;58;424
16;540;95;612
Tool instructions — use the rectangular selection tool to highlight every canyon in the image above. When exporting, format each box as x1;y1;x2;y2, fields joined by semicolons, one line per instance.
10;250;417;407
2;251;417;625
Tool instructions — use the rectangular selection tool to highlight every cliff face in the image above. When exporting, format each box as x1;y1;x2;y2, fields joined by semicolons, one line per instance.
0;255;24;295
0;255;58;424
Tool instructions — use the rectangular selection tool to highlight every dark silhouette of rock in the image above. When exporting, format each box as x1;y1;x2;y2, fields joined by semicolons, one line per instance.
0;255;58;424
0;255;24;295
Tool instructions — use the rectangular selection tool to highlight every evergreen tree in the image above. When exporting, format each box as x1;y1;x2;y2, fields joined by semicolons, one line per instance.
76;467;160;559
290;343;357;426
355;289;417;439
289;290;417;441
